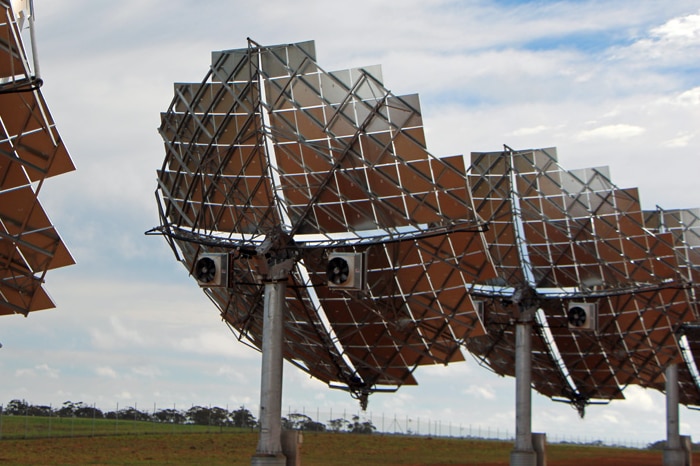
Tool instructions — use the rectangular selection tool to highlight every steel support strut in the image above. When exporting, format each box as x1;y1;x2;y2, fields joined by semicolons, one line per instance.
251;278;287;466
511;300;537;466
663;363;685;466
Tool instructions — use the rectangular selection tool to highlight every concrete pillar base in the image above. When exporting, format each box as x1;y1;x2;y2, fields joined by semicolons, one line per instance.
281;431;302;466
510;449;536;466
663;448;687;466
251;454;287;466
532;433;547;466
681;435;693;466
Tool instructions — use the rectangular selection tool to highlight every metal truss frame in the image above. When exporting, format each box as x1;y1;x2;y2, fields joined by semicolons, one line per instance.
0;0;74;316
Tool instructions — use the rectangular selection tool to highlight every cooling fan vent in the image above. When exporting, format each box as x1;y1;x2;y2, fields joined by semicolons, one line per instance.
193;253;229;287
567;302;597;331
326;252;366;290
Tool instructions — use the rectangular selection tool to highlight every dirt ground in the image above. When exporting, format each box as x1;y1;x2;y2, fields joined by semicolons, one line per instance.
420;450;663;466
0;430;666;466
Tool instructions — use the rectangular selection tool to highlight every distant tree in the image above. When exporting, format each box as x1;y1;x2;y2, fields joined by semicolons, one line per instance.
154;408;186;424
4;399;29;415
187;406;212;425
301;419;325;432
647;440;665;450
348;415;375;434
209;406;230;426
284;413;309;430
27;404;53;417
74;403;104;419
284;413;325;432
231;406;257;428
327;418;347;433
120;406;151;422
57;401;77;417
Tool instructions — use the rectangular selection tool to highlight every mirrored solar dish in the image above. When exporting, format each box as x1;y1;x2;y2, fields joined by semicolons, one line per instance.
153;39;700;411
644;207;700;406
0;1;74;316
153;40;495;401
467;148;697;411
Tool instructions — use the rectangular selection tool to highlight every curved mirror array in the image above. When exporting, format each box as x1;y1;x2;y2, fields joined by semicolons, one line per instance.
152;39;700;411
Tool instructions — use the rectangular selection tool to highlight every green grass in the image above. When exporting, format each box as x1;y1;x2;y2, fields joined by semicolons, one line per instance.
0;414;249;439
302;433;513;465
0;432;664;466
0;417;663;465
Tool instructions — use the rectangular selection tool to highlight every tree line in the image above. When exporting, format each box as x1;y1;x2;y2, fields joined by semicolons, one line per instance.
0;399;375;434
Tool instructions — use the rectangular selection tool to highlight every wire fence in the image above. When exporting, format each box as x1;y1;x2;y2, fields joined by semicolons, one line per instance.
0;401;652;450
283;406;652;449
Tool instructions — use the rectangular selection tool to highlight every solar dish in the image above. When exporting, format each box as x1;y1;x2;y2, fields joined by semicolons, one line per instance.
151;39;495;403
467;147;697;412
152;39;700;417
643;207;700;406
0;0;75;316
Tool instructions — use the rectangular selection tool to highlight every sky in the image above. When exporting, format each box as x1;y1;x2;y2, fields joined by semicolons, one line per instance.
2;0;700;446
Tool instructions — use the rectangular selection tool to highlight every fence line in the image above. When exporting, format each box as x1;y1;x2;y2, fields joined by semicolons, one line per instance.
284;406;649;449
0;402;650;449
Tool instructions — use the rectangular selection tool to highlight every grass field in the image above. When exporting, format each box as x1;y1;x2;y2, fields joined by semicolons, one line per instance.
0;414;230;439
0;416;664;465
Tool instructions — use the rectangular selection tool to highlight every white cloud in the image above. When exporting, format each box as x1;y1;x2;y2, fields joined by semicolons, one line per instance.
652;12;700;43
620;386;660;413
611;10;700;66
90;316;146;350
15;364;60;379
131;366;163;378
464;384;496;400
510;125;555;137
576;124;646;141
96;366;118;379
675;87;700;106
214;365;252;386
664;132;695;148
178;331;258;359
